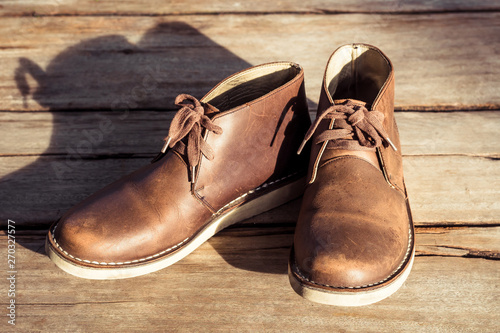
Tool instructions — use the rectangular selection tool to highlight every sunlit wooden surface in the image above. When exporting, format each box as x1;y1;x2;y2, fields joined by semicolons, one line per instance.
1;1;499;332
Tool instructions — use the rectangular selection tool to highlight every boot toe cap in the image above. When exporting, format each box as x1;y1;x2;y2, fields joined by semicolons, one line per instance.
294;220;411;289
49;181;172;265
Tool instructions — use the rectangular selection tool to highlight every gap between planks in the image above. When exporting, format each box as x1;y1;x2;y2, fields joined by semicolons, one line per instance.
4;9;500;17
3;225;499;260
2;0;500;16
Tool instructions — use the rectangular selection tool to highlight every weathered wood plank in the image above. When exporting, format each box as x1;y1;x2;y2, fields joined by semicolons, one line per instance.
404;155;500;225
1;111;499;157
416;226;500;259
0;156;148;227
1;0;499;16
397;111;500;158
0;231;498;332
2;13;499;111
0;155;498;227
0;111;172;156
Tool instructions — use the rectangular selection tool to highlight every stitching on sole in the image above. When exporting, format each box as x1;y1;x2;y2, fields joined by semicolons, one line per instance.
50;224;190;266
293;222;413;290
51;172;299;267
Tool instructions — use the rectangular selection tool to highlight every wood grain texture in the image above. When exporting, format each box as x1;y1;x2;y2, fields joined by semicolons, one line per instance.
0;230;498;333
1;111;499;157
2;0;499;15
416;226;500;259
2;13;499;111
397;111;500;157
1;1;498;331
0;155;498;227
404;155;500;225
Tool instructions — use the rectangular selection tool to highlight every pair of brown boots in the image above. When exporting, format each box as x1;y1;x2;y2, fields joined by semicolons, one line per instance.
46;43;414;306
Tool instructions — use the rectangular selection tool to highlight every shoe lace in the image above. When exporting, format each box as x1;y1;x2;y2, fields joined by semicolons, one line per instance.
158;94;223;182
297;100;396;154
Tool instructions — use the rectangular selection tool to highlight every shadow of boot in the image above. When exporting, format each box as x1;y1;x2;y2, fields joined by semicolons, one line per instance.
3;22;308;274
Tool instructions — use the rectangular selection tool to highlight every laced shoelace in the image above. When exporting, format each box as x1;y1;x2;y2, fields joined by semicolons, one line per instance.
157;94;223;182
297;100;396;154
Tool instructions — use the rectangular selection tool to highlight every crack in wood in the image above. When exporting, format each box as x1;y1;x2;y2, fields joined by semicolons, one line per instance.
3;9;500;18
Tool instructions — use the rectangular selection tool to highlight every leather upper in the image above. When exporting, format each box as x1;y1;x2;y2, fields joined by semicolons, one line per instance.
51;62;311;265
195;71;310;212
54;152;210;264
294;156;411;288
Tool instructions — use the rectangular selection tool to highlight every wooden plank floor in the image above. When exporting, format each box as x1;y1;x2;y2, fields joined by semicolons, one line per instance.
1;1;499;332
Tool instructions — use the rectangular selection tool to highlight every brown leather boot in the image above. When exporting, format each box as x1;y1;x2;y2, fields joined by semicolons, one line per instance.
288;44;414;306
46;62;311;279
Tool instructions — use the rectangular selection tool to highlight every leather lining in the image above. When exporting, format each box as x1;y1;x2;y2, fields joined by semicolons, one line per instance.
325;44;391;106
203;63;301;111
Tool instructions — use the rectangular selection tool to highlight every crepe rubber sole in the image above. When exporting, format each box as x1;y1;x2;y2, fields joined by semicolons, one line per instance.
46;176;306;280
288;249;414;306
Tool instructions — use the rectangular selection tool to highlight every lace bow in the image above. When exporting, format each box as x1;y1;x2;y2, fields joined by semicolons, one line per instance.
158;94;223;182
297;100;396;154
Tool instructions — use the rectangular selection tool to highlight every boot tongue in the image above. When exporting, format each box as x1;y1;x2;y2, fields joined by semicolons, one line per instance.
317;97;381;170
332;98;367;108
203;102;220;116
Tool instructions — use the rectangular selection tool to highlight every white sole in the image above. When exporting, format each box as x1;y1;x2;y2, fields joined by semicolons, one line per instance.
288;249;415;306
46;176;306;280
